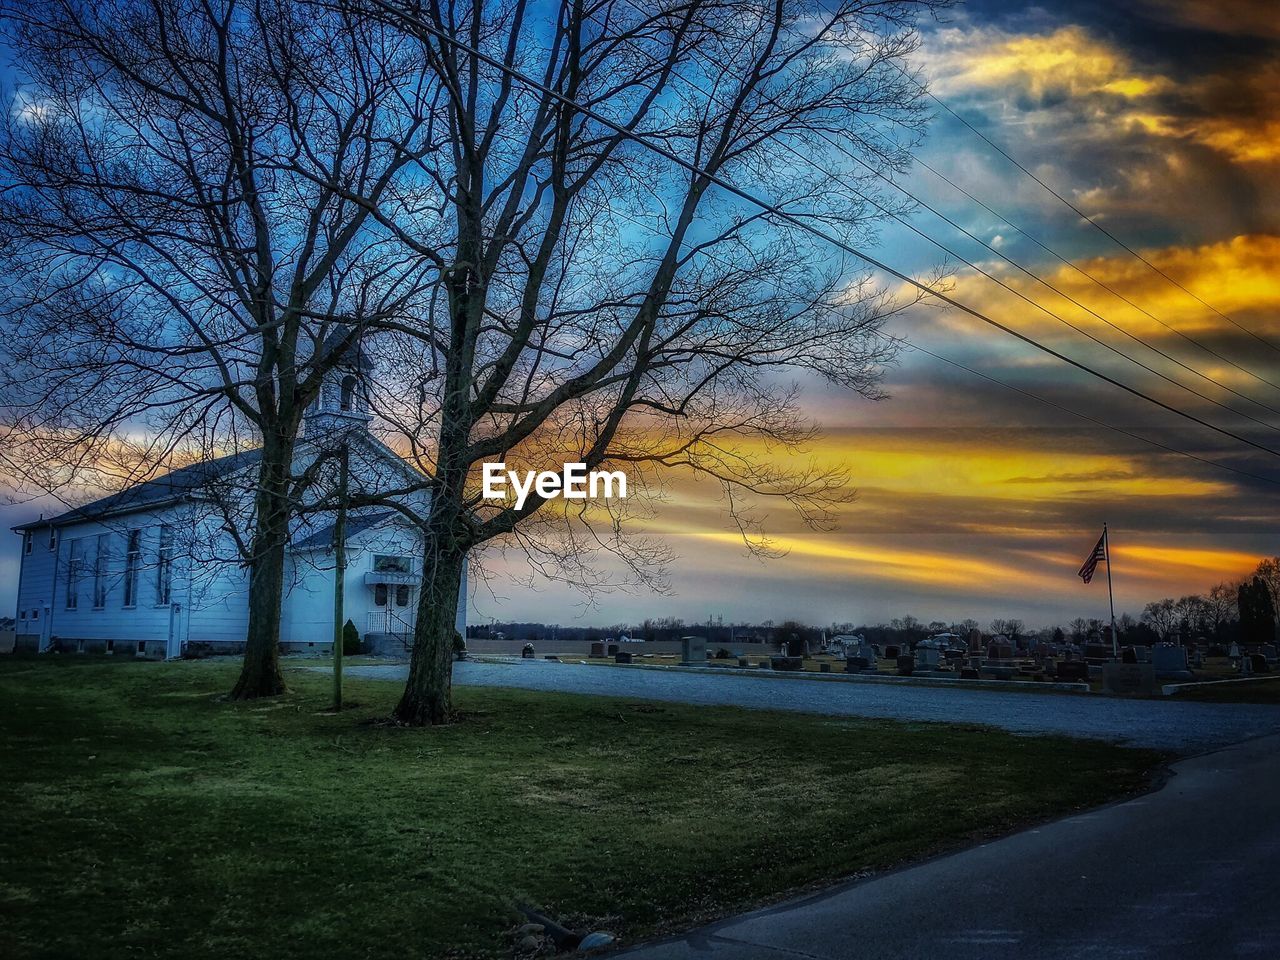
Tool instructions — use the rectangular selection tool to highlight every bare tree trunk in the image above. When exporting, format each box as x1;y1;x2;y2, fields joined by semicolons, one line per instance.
230;437;295;699
394;539;466;724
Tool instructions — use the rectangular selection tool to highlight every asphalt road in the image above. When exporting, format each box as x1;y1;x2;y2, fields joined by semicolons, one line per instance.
344;659;1280;752
612;732;1280;960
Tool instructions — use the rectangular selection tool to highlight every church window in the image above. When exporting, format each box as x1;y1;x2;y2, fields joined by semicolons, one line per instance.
92;533;109;608
395;585;410;607
374;583;388;606
123;529;142;607
340;375;357;412
373;555;411;574
67;538;84;609
156;524;174;605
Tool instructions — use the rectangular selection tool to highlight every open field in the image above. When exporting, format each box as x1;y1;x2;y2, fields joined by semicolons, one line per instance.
0;657;1165;959
1169;676;1280;704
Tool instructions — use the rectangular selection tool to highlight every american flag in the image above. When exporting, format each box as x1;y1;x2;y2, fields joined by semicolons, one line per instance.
1078;530;1107;584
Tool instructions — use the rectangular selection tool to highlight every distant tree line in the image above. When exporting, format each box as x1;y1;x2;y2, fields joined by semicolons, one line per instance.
470;556;1280;651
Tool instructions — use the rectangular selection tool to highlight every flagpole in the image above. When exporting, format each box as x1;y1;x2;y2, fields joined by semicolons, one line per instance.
1104;522;1118;659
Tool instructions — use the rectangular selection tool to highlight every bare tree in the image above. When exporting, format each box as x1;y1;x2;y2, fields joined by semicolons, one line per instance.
1204;581;1238;638
354;0;947;723
989;618;1024;648
1141;598;1178;642
0;0;442;695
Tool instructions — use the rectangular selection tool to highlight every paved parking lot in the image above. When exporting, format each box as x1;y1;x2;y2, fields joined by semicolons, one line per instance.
345;659;1280;752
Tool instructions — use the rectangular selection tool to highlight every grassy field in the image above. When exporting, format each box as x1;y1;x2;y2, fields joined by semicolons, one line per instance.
0;657;1165;960
1170;676;1280;703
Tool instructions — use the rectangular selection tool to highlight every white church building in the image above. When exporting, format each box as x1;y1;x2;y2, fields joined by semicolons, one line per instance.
11;342;464;658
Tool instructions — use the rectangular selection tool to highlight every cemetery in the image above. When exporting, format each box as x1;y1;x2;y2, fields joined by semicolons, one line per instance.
477;631;1280;699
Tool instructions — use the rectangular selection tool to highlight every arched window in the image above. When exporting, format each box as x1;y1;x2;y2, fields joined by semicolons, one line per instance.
339;375;357;412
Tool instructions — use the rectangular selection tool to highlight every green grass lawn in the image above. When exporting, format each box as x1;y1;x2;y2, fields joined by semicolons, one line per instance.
1169;675;1280;703
0;657;1166;960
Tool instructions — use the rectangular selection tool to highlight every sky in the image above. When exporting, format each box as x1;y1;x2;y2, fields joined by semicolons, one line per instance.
4;0;1280;630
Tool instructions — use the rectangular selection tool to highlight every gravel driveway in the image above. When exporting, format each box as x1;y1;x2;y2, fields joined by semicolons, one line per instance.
343;659;1280;752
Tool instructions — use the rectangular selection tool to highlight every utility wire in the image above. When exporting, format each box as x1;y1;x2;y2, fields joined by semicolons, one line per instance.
902;150;1280;394
606;202;1280;490
594;9;1280;435
391;9;1280;462
903;68;1280;358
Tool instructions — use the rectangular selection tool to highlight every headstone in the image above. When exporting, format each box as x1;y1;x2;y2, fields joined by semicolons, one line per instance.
856;641;878;663
607;643;619;656
896;655;914;676
1228;642;1241;658
1151;645;1191;679
590;642;605;658
986;642;1013;661
738;657;749;667
1261;644;1278;662
1056;661;1090;683
960;667;980;680
770;656;802;671
1083;643;1112;663
522;643;535;659
614;651;633;664
1241;655;1253;676
916;647;941;669
1249;653;1270;673
846;656;872;673
819;662;831;673
884;645;900;659
968;628;983;652
679;636;707;665
943;649;965;664
1102;662;1156;695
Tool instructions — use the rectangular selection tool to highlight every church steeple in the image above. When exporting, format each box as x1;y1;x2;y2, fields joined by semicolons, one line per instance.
304;328;374;440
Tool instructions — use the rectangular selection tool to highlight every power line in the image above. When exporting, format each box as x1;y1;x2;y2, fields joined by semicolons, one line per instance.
606;203;1280;491
592;15;1280;434
391;10;1280;462
905;69;1280;358
902;150;1280;394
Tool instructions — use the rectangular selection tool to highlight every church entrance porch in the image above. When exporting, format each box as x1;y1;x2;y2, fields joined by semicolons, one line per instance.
361;554;418;656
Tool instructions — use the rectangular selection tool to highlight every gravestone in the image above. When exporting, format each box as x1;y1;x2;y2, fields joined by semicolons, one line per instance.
738;657;750;667
846;656;872;674
614;651;633;664
521;643;535;659
857;641;878;664
819;662;831;673
896;655;914;676
960;667;980;680
1229;642;1241;658
679;636;707;665
1261;644;1278;663
884;645;900;659
590;642;605;658
1241;655;1253;676
607;643;619;656
1250;653;1270;673
1056;661;1090;683
770;656;803;671
986;642;1013;661
1103;662;1156;695
943;649;965;665
1151;645;1191;680
916;647;941;669
1083;643;1112;663
968;628;983;652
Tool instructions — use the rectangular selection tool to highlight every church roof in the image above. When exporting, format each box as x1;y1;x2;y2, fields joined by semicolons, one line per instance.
291;509;400;552
318;326;374;373
11;448;262;532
